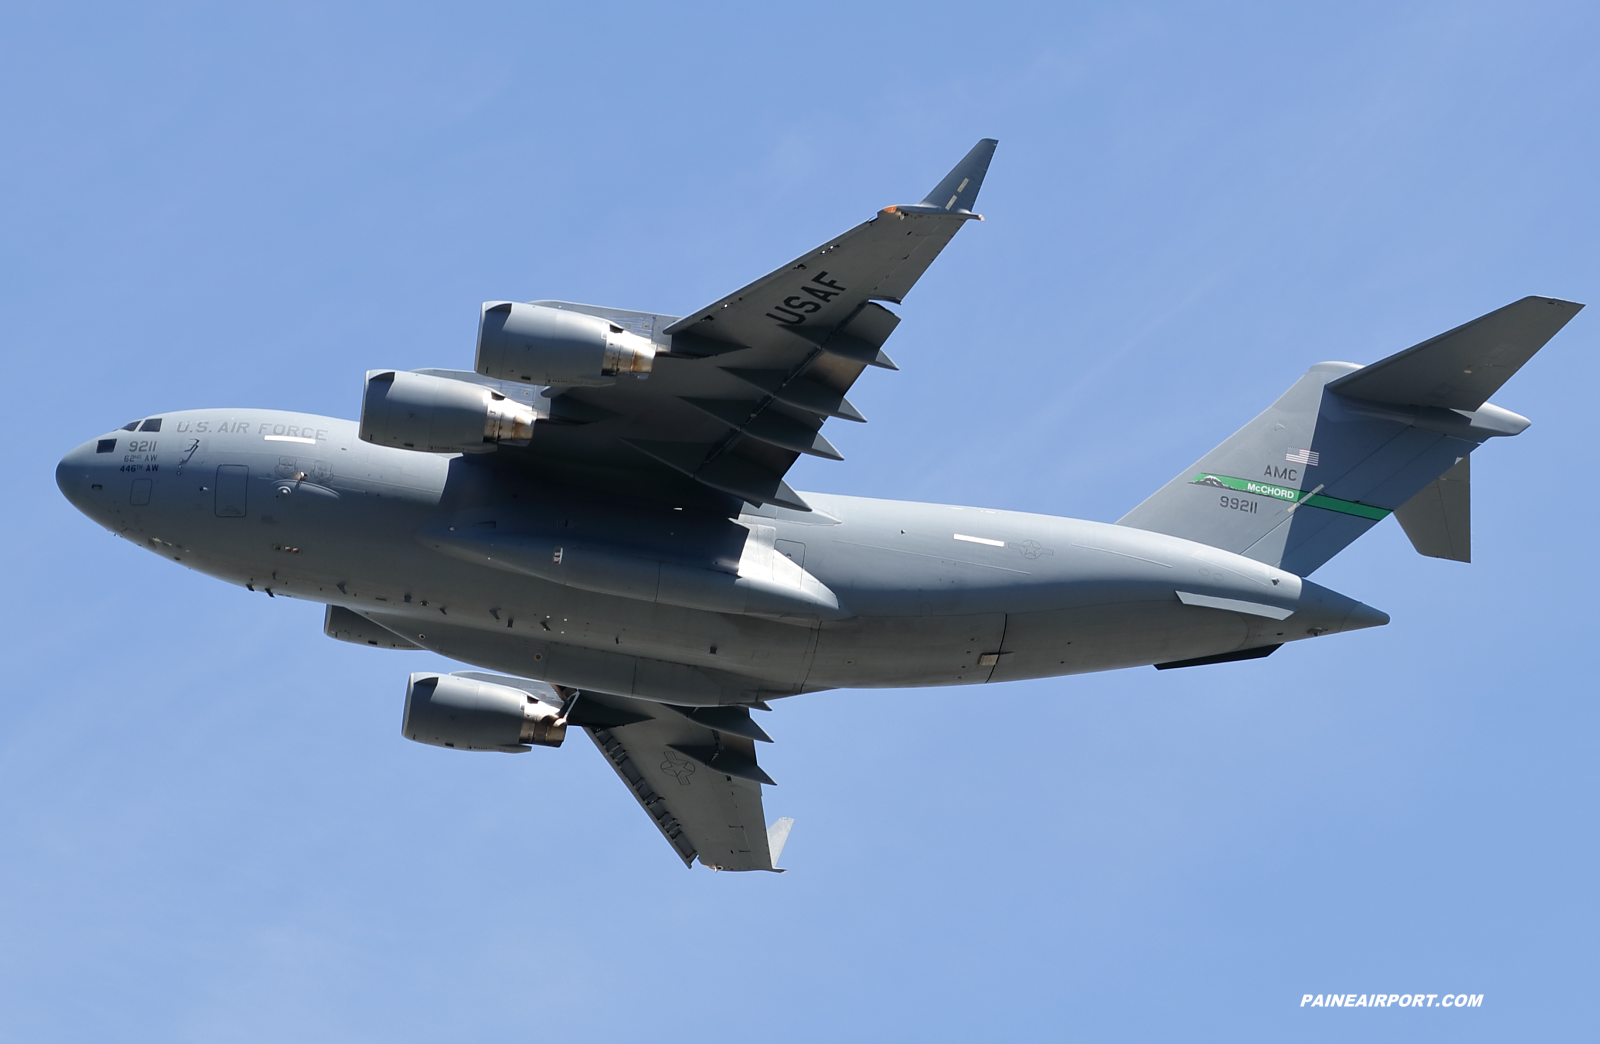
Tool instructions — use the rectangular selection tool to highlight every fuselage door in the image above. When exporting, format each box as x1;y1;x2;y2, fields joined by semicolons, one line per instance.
215;465;249;518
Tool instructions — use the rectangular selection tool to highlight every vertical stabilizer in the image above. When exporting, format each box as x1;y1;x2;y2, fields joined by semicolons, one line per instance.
1117;297;1579;574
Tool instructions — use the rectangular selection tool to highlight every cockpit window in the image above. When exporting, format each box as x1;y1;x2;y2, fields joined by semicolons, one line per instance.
139;417;162;432
96;439;116;453
121;421;140;431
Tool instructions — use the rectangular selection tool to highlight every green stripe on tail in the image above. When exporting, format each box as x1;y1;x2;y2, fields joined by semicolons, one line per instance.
1191;474;1391;521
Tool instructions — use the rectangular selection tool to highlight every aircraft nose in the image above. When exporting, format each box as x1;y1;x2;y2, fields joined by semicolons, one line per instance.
56;438;111;518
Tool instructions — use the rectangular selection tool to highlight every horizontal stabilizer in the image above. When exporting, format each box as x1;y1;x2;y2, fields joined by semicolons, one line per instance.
1329;296;1582;410
1393;455;1471;562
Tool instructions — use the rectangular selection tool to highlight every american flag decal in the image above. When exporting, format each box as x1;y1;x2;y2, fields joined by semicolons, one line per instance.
1286;448;1320;466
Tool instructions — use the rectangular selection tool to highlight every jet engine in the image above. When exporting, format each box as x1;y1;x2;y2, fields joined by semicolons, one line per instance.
475;302;657;386
401;673;567;752
359;370;537;453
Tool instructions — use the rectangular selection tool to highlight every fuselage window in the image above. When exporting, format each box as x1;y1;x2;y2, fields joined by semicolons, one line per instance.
96;439;116;454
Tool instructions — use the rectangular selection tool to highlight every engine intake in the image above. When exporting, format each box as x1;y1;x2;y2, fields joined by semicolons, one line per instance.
476;302;657;386
360;370;536;453
402;673;566;752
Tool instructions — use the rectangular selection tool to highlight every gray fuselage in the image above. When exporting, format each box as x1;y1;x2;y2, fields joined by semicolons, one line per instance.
56;408;1386;705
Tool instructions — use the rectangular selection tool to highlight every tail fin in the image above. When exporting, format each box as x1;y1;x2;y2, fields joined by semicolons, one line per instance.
1117;296;1582;575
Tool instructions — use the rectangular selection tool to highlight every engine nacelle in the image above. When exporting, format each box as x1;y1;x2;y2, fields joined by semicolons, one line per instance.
360;370;536;453
475;302;657;386
401;674;566;752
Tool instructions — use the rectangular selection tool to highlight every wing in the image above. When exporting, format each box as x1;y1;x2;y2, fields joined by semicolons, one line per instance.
444;672;790;869
498;139;998;512
566;689;792;871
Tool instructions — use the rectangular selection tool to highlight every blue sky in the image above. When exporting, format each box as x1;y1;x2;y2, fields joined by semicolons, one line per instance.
3;2;1596;1040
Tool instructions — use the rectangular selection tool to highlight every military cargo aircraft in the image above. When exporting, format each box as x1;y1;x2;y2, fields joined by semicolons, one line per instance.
56;140;1581;870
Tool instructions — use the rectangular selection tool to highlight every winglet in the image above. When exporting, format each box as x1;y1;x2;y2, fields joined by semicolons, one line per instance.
767;817;794;868
898;138;998;216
